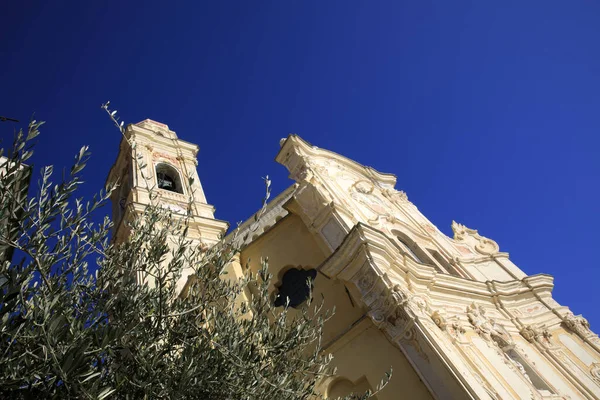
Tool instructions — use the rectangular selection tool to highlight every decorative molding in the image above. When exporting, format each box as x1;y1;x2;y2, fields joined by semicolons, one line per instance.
277;134;397;190
562;312;598;341
153;151;180;166
520;325;551;346
452;221;500;256
380;187;409;204
430;309;467;340
590;363;600;384
466;303;512;347
350;265;431;362
431;310;447;331
349;180;394;225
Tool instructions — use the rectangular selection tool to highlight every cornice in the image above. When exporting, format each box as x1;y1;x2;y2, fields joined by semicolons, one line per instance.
114;200;228;244
224;184;297;247
320;223;555;302
276;134;397;188
129;124;199;154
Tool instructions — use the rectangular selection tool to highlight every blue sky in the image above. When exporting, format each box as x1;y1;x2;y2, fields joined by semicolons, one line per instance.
2;2;599;328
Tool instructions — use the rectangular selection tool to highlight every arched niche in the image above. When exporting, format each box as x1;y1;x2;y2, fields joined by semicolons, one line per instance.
155;163;184;194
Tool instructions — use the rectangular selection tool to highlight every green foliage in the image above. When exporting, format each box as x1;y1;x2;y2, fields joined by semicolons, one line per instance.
0;117;389;399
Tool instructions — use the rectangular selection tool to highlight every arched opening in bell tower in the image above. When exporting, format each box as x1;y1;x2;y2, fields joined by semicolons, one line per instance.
155;163;183;194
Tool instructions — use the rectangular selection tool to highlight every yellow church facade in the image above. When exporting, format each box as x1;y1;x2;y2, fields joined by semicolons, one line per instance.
107;119;600;399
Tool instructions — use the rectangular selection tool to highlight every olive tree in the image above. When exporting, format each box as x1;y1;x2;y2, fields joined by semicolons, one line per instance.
0;110;389;399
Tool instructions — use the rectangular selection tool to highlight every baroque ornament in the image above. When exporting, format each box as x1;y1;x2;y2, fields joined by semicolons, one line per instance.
520;324;551;346
357;270;376;293
349;180;395;225
466;303;512;347
590;363;600;384
381;188;409;203
563;312;595;339
430;310;447;331
451;221;500;256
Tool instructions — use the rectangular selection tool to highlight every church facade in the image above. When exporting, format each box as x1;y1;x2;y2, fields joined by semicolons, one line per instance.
107;119;600;399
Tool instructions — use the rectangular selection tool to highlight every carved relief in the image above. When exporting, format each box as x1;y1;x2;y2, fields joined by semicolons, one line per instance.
409;295;432;318
350;180;390;221
452;221;500;256
353;272;430;362
381;188;409;204
563;312;597;341
590;363;600;384
367;284;409;329
467;303;512;347
357;272;375;294
520;325;551;346
449;320;468;338
431;310;447;331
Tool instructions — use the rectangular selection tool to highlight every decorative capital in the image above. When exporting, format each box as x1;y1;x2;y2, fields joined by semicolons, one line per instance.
520;324;551;345
563;311;597;341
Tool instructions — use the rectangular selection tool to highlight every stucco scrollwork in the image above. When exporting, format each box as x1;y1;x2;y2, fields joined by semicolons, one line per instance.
429;309;465;338
352;180;374;195
563;311;596;340
367;284;409;329
452;221;500;256
520;324;551;346
352;264;435;363
381;188;409;204
431;310;447;331
409;295;432;318
590;363;600;384
350;180;393;224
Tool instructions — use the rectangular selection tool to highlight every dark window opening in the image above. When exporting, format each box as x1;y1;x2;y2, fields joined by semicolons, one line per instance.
428;249;461;276
157;172;175;191
395;232;435;266
274;268;317;308
155;164;183;194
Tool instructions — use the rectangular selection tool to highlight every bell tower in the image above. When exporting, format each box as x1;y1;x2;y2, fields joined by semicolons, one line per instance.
106;119;228;289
